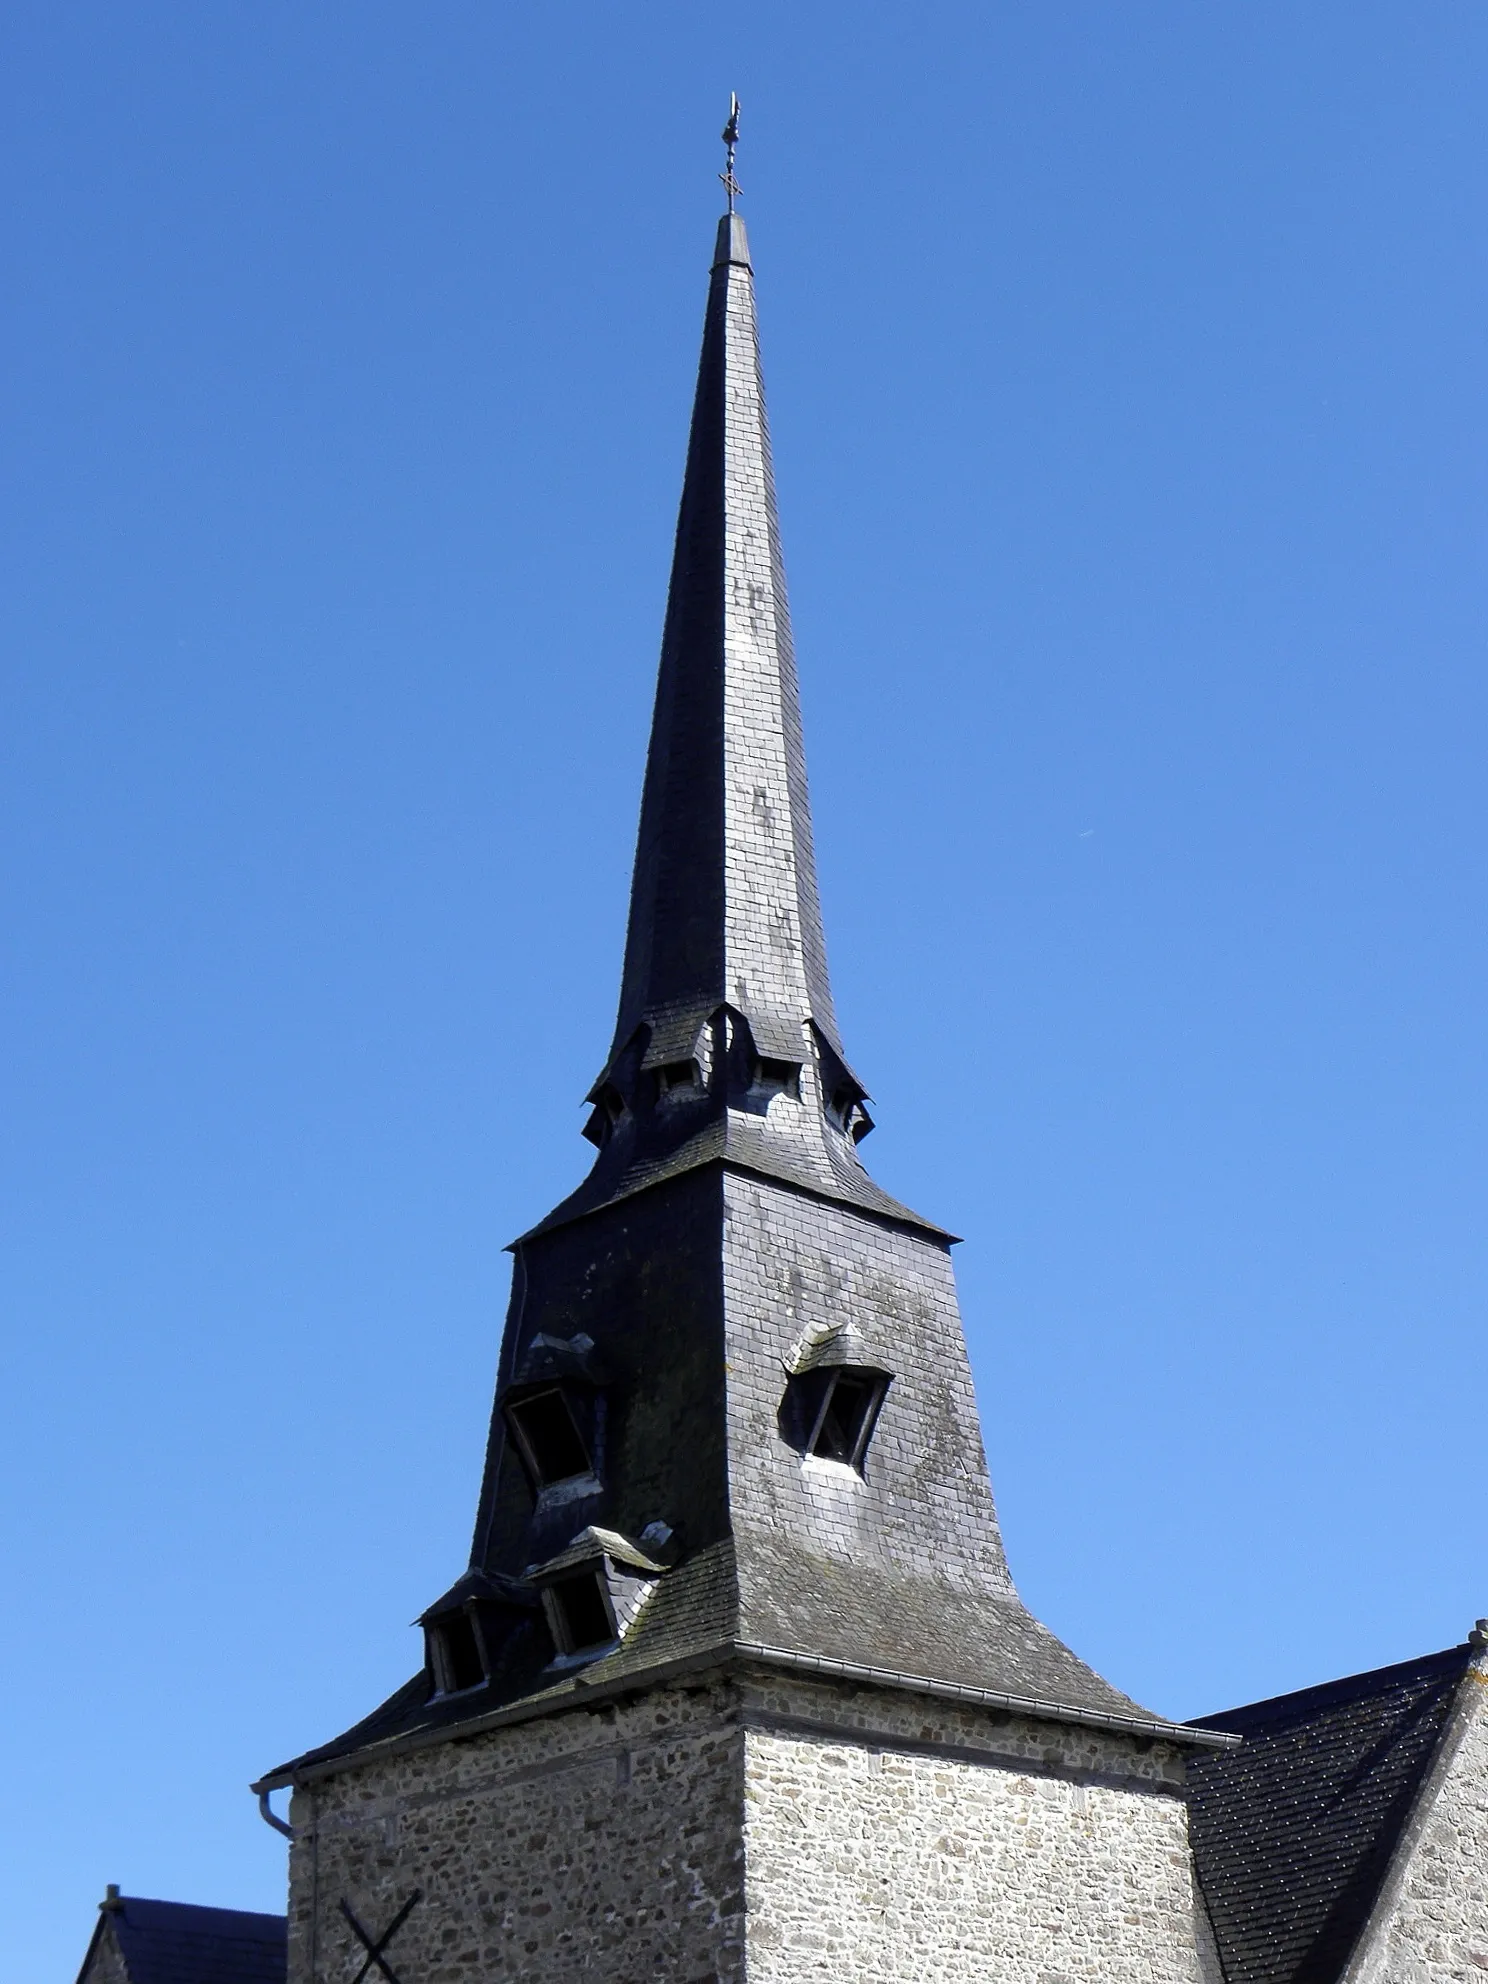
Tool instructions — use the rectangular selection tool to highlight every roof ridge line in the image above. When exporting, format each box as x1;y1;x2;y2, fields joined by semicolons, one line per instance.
1189;1640;1475;1727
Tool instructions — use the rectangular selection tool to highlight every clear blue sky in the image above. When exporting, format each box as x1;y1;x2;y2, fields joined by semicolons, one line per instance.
4;5;1485;1975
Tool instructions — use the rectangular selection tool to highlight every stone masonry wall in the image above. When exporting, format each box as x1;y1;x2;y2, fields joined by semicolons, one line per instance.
741;1671;1205;1984
285;1679;746;1984
285;1667;1207;1984
1343;1656;1488;1984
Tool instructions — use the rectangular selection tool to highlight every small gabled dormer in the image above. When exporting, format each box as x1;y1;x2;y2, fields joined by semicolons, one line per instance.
527;1524;673;1664
581;1080;628;1148
581;1027;651;1148
419;1569;541;1699
716;1007;804;1116
810;1021;873;1143
585;1015;719;1143
755;1056;801;1101
429;1608;486;1695
641;1009;715;1104
653;1056;701;1100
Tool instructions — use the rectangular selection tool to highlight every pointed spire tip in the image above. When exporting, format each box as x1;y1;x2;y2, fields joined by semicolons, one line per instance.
719;92;742;214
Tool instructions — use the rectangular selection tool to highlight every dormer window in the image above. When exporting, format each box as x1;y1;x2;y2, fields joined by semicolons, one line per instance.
432;1611;486;1694
757;1057;801;1100
582;1080;629;1148
527;1525;668;1665
655;1059;699;1098
809;1369;884;1463
419;1568;542;1700
781;1364;890;1472
506;1387;592;1488
548;1574;616;1654
810;1022;874;1144
824;1081;873;1143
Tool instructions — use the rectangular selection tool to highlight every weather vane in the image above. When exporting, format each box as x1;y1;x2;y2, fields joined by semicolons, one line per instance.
720;93;741;211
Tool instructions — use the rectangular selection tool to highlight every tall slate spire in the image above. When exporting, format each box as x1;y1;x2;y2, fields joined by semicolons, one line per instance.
614;211;840;1071
260;198;1195;1811
546;211;923;1236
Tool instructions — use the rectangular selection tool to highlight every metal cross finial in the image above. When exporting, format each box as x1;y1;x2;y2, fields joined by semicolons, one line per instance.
719;93;741;211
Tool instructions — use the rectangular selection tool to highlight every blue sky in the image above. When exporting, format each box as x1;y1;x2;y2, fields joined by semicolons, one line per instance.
4;5;1486;1974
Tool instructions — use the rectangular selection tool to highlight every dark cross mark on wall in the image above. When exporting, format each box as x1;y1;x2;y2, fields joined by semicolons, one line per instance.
339;1891;423;1984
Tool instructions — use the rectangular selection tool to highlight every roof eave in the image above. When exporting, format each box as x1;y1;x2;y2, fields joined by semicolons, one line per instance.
253;1637;1237;1793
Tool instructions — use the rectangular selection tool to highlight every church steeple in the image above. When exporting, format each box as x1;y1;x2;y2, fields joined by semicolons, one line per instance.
609;207;843;1082
549;207;923;1237
257;160;1234;1984
261;190;1199;1812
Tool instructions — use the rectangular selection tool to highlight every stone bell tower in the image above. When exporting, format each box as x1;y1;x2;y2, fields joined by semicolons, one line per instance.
257;178;1235;1983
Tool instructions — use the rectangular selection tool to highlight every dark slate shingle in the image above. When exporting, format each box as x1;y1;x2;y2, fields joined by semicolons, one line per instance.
1186;1643;1472;1984
104;1898;286;1984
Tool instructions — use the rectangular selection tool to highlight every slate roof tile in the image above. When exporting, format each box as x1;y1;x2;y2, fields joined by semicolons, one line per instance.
261;1535;1181;1786
93;1899;286;1984
1185;1642;1473;1984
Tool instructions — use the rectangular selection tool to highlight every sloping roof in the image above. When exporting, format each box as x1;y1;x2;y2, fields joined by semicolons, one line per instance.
259;1537;1225;1788
529;1124;947;1243
90;1898;286;1984
259;1537;741;1783
1185;1641;1474;1984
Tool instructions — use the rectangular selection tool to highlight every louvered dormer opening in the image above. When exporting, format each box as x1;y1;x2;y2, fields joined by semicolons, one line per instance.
806;1024;873;1144
825;1084;872;1142
655;1059;700;1099
781;1364;890;1472
756;1057;801;1100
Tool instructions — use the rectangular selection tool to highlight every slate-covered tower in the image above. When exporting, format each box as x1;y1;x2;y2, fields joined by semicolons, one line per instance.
260;202;1233;1983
